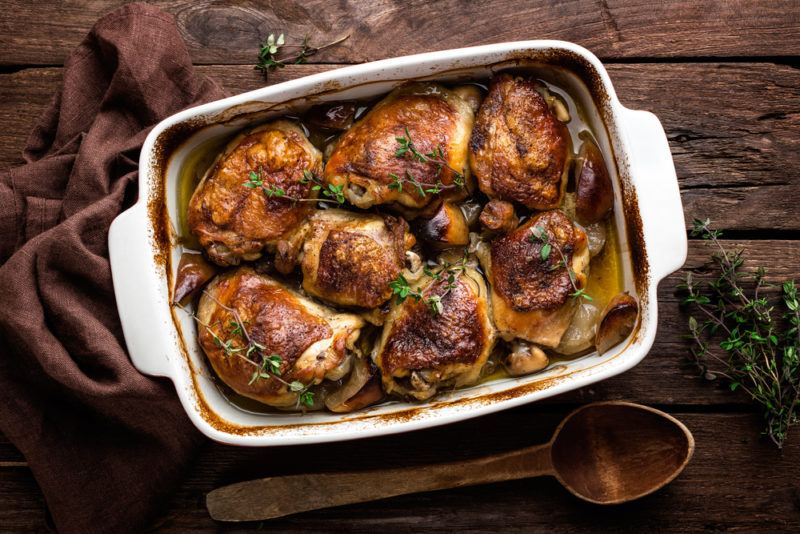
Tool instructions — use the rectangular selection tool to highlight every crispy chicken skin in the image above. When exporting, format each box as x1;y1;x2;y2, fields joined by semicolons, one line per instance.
197;267;364;407
296;209;416;309
324;82;474;209
478;210;589;347
188;120;323;266
470;73;570;210
374;267;495;400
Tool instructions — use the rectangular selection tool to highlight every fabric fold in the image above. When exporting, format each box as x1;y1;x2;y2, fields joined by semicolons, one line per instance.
0;4;225;533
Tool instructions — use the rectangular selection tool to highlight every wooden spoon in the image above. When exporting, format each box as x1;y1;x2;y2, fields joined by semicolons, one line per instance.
206;401;694;522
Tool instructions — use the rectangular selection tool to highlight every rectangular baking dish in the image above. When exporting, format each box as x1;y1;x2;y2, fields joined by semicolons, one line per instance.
108;41;686;446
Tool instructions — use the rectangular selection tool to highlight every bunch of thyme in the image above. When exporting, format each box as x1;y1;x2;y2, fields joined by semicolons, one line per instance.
528;224;592;302
389;127;466;197
389;254;469;315
255;33;350;80
680;218;800;447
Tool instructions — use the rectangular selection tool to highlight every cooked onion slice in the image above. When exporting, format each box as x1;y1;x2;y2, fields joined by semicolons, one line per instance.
595;293;639;355
556;300;600;355
325;357;383;413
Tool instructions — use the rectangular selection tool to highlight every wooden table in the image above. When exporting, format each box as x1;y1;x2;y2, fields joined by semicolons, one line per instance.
2;1;799;531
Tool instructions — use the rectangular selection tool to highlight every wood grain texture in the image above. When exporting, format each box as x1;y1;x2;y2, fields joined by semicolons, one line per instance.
2;63;799;230
2;411;797;532
1;0;800;66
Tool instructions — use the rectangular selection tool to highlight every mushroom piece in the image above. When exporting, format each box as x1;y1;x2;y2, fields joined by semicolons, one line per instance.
412;201;470;249
505;341;549;376
574;136;614;225
305;102;357;131
172;252;218;304
595;293;639;355
479;199;518;234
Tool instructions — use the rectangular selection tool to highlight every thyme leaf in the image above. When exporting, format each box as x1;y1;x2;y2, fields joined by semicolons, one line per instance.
255;33;350;80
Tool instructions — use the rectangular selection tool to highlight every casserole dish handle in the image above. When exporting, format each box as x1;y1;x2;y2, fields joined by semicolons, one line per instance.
109;203;175;378
622;108;687;282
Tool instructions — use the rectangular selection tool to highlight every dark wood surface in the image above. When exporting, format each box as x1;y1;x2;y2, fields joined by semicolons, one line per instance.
1;1;799;532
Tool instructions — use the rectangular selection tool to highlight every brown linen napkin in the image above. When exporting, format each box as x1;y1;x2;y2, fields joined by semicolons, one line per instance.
0;4;225;533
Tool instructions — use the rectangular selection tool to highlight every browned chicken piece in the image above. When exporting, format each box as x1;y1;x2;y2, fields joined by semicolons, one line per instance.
477;210;589;347
470;73;571;210
373;266;495;400
285;209;416;309
188;120;323;266
479;199;518;234
324;82;474;210
196;267;364;408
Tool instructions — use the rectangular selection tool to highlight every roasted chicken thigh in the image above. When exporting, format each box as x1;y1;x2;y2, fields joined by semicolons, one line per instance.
188;120;323;266
470;73;571;210
325;82;474;209
196;267;364;407
374;265;495;400
478;210;589;347
277;209;416;309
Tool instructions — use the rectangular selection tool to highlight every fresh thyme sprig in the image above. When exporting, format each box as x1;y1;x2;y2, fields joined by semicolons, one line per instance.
680;218;800;448
389;254;469;315
255;33;350;80
177;298;315;408
243;168;345;206
529;225;592;302
389;127;466;198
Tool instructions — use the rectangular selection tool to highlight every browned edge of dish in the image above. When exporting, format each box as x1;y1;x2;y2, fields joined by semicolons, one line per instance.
146;47;649;436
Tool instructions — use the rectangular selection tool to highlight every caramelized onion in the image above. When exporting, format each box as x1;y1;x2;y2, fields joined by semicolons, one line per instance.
585;221;607;258
326;357;383;412
172;252;218;304
595;293;639;355
556;301;600;355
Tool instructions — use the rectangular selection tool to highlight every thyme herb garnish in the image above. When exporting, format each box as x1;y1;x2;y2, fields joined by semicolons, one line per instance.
389;254;469;315
177;296;315;409
389;127;466;197
255;33;350;81
528;225;591;302
243;169;345;206
680;218;800;448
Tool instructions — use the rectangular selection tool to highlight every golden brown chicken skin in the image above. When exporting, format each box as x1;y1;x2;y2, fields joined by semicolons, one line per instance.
196;267;364;408
478;210;589;347
470;73;570;210
298;210;415;309
188;120;323;266
374;266;495;400
324;83;474;210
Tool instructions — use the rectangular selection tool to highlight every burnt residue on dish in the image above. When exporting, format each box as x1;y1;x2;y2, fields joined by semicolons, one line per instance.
147;48;650;435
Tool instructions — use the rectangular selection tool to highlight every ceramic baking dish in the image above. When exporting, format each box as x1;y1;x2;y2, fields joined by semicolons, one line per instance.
108;40;686;446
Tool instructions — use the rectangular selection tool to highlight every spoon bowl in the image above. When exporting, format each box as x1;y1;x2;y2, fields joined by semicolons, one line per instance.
550;402;694;504
207;401;694;522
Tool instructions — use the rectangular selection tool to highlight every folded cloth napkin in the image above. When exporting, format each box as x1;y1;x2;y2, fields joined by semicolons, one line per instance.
0;4;225;533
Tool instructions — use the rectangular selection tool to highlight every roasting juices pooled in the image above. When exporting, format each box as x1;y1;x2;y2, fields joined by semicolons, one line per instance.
172;68;633;413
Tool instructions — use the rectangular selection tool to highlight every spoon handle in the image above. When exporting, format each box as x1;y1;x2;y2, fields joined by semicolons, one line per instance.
207;443;553;522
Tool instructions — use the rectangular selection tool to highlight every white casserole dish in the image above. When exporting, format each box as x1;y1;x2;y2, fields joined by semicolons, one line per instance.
108;41;686;446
